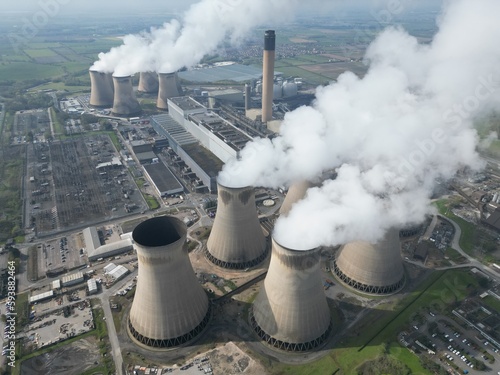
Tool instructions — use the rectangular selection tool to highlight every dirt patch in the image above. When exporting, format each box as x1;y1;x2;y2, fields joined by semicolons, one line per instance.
21;336;101;375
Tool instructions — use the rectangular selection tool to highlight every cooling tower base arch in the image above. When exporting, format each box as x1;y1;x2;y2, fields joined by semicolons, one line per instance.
204;245;269;270
127;304;211;349
249;310;332;352
332;260;405;295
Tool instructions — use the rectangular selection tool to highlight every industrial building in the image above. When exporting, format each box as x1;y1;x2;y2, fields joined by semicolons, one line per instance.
150;114;222;193
251;238;332;351
83;226;134;261
143;162;184;196
89;69;114;108
130;141;157;164
138;71;159;93
87;279;98;295
112;75;141;117
206;182;268;269
128;216;210;348
61;271;84;287
167;97;252;163
29;290;54;304
332;229;405;295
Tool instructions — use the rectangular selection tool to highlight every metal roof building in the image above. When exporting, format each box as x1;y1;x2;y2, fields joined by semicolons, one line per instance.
108;265;129;281
251;238;332;351
332;229;405;295
88;239;133;261
206;182;268;269
61;271;84;287
87;279;98;295
29;290;54;304
128;216;210;348
143;162;183;197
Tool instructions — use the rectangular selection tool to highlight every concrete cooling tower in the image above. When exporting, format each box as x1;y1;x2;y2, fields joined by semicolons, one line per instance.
332;229;405;295
89;69;114;108
251;238;331;351
128;216;210;348
279;180;312;216
157;72;183;110
138;71;159;93
206;182;268;269
111;75;141;117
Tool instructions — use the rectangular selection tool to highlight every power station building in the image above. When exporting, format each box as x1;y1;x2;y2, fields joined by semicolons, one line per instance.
206;182;268;269
128;216;210;348
251;238;331;351
332;229;405;295
167;97;252;163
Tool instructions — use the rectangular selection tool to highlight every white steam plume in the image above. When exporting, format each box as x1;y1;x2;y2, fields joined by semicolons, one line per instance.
91;0;297;76
218;0;500;250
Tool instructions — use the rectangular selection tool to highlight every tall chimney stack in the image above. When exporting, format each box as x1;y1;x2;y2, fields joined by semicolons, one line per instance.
262;30;276;123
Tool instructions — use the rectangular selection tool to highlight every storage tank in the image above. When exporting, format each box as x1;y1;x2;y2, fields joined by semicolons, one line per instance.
89;69;114;108
128;216;210;348
332;229;405;295
251;238;332;351
273;83;283;99
206;182;268;269
282;81;298;98
111;75;141;116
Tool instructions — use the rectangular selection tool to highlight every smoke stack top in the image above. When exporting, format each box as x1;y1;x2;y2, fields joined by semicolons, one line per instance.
264;30;276;51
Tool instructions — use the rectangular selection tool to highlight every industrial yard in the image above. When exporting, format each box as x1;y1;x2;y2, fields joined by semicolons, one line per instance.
26;134;147;236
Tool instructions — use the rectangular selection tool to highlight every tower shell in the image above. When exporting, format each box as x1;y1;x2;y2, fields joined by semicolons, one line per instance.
128;216;210;348
112;75;142;117
157;72;183;109
332;229;405;295
89;69;114;108
138;71;159;93
206;182;268;269
279;180;312;216
251;238;331;351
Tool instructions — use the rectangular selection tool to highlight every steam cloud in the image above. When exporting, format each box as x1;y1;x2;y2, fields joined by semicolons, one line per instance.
91;0;297;76
218;0;500;250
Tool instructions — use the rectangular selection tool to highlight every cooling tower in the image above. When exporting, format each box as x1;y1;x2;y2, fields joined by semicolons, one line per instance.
89;69;114;108
333;229;405;295
280;180;312;216
138;71;159;93
251;238;331;351
128;216;210;348
262;30;276;123
205;182;268;269
157;72;183;109
112;75;141;117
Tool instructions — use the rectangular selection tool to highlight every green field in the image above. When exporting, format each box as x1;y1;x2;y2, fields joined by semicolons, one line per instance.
24;48;58;58
0;62;64;82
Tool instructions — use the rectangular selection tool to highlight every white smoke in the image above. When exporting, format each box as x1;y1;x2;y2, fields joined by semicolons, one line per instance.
91;0;298;75
218;0;500;250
